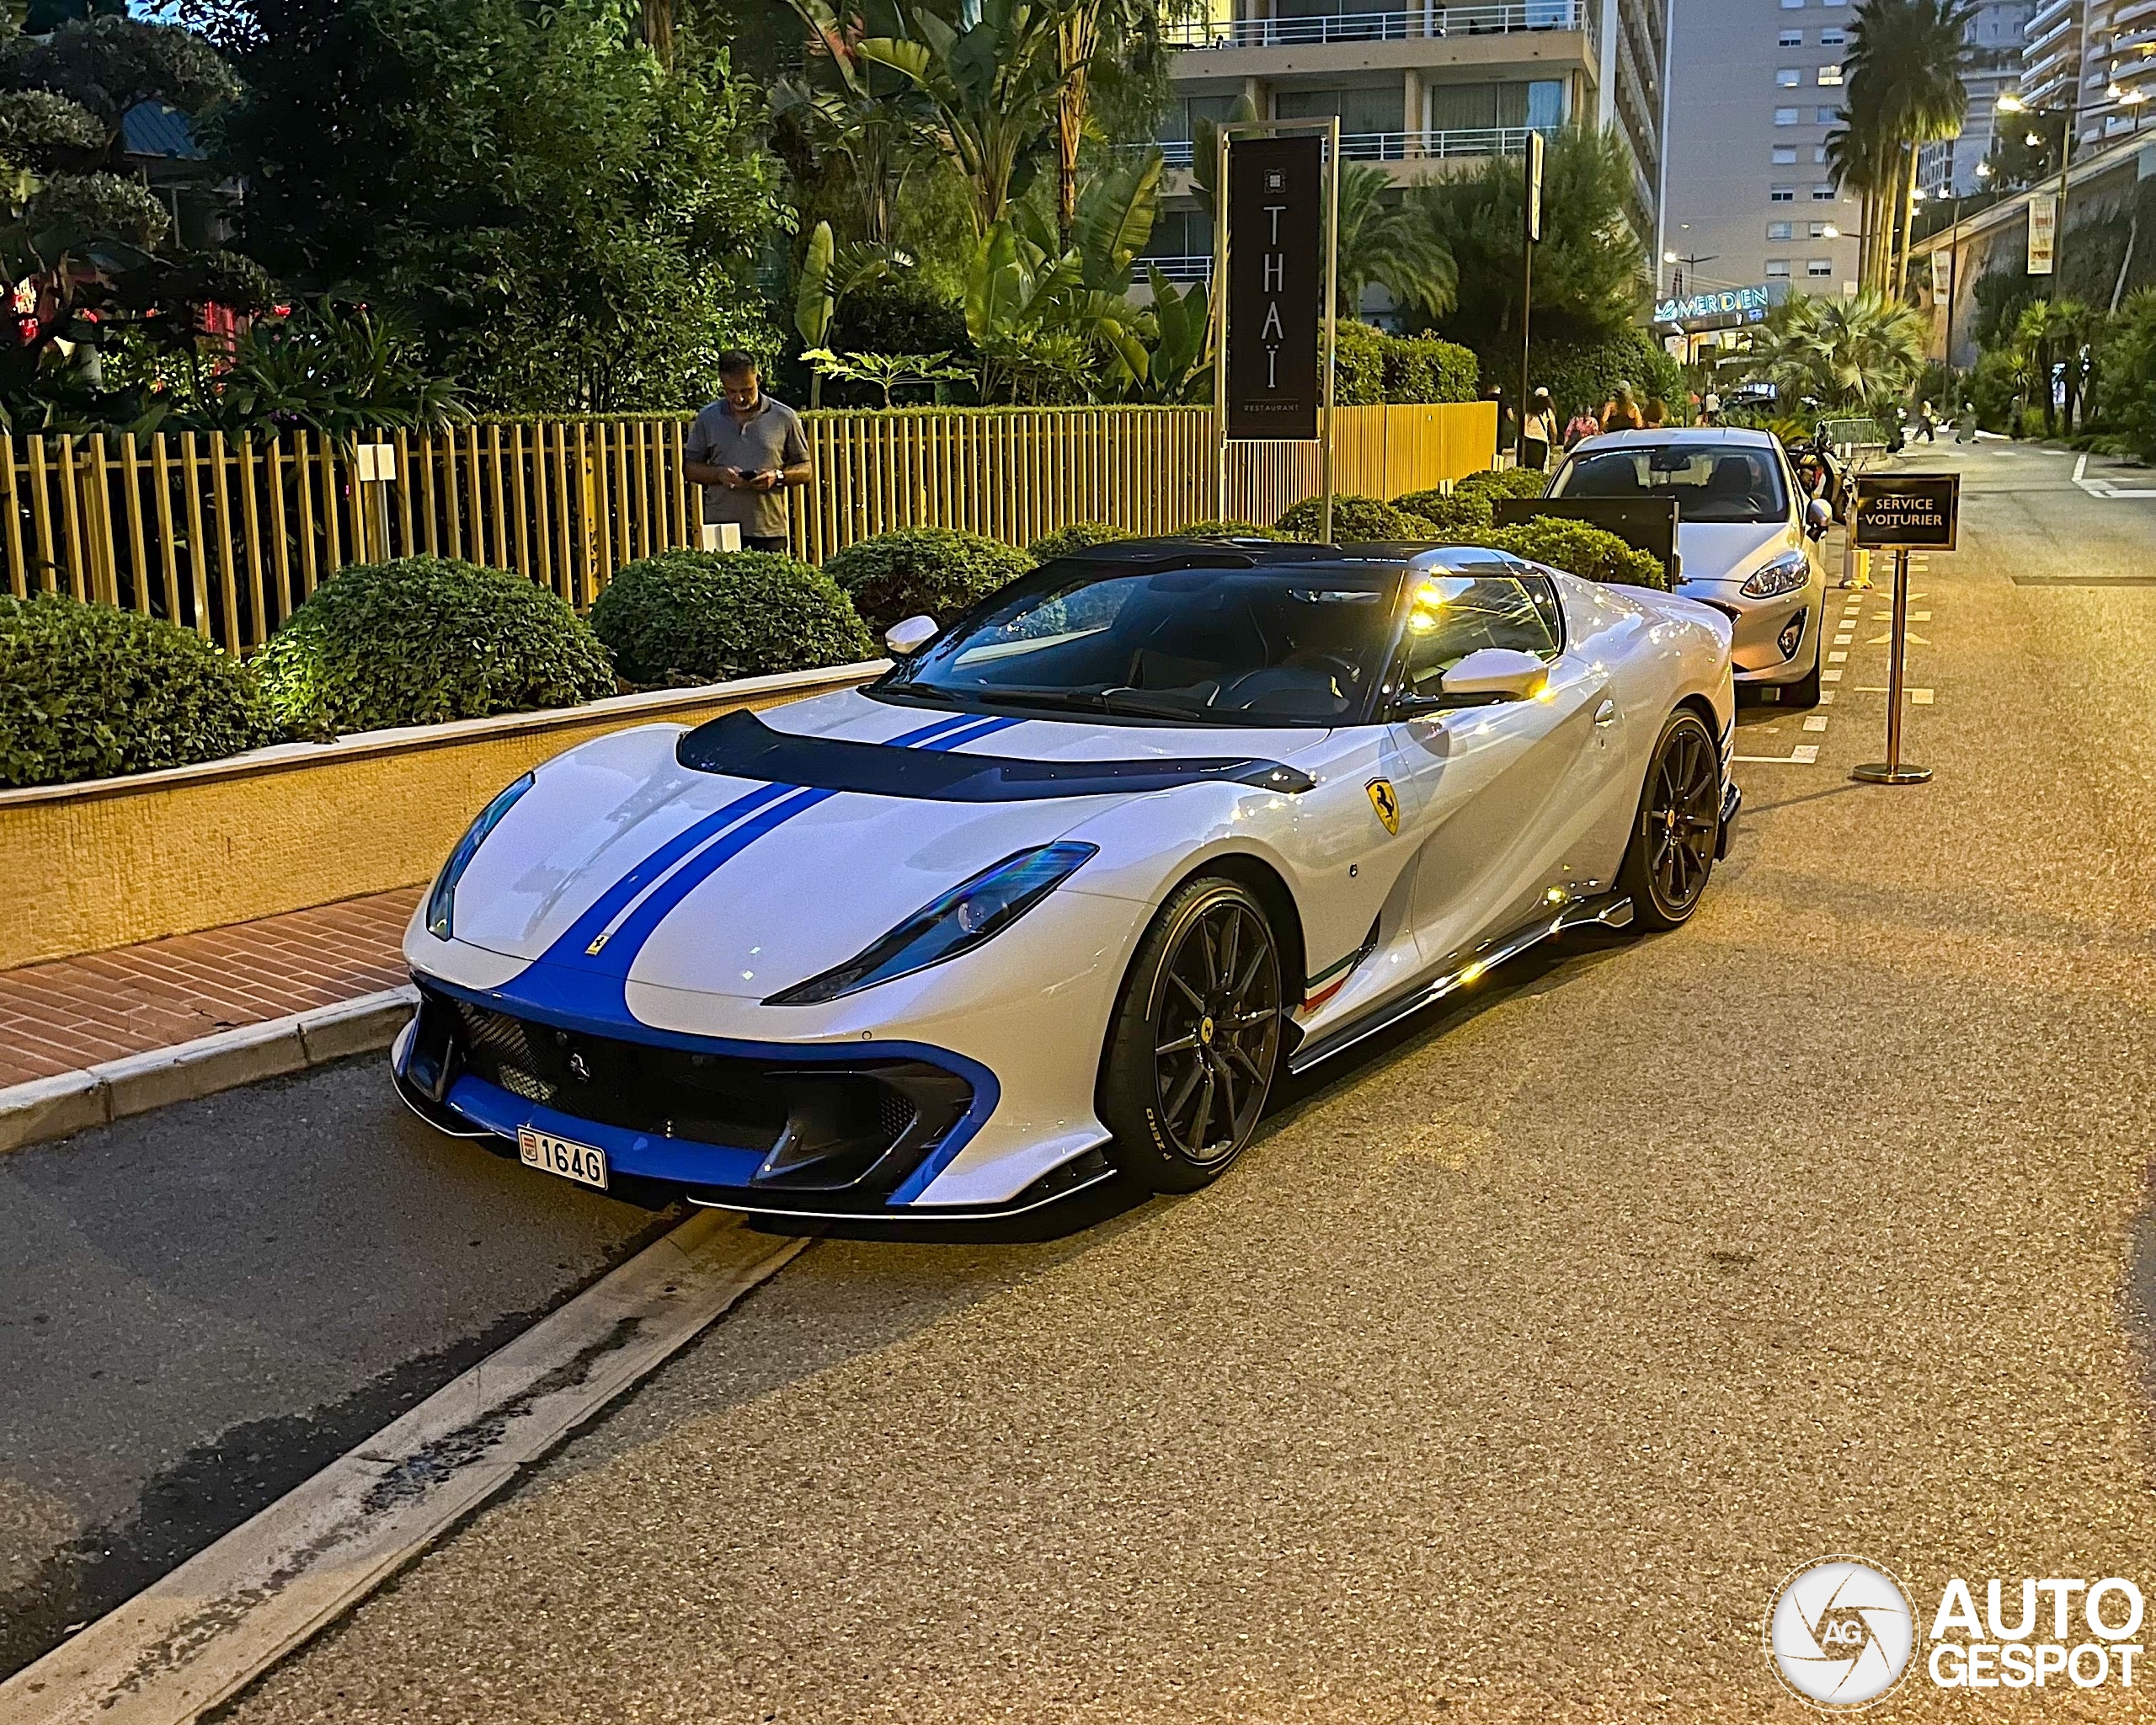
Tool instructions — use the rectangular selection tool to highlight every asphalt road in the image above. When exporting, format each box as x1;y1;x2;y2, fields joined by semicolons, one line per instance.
0;1058;675;1680
21;439;2156;1720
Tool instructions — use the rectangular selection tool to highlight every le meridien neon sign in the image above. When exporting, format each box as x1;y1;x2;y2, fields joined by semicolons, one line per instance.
1654;285;1772;328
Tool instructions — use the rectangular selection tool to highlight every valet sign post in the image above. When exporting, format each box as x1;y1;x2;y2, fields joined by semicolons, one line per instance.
1849;473;1959;787
1211;120;1340;538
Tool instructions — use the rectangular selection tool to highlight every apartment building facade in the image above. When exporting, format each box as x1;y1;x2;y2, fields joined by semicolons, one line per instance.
1919;1;2034;195
1140;1;1672;298
1658;0;1861;314
2022;1;2156;147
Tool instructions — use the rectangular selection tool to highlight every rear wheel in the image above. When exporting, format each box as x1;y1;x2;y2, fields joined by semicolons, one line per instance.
1617;711;1722;931
1098;876;1283;1193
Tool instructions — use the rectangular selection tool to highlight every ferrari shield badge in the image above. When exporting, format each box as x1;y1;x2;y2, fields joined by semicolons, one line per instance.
1365;777;1400;836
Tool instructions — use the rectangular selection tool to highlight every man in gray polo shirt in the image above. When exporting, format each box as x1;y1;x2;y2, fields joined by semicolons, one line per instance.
683;351;812;553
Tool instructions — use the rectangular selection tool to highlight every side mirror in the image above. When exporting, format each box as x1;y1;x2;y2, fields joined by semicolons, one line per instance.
1804;498;1833;540
1439;647;1549;703
884;615;937;656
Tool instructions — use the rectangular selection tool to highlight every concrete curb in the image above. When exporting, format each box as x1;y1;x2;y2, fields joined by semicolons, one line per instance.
0;985;418;1155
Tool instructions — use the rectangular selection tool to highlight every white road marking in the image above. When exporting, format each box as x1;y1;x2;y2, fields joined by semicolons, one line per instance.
1823;669;1843;682
1818;690;1836;704
1910;611;1932;621
0;1212;812;1725
1828;651;1848;663
1803;715;1829;731
1834;634;1854;645
1733;746;1820;764
1868;632;1930;646
2069;453;2156;498
1911;688;1934;704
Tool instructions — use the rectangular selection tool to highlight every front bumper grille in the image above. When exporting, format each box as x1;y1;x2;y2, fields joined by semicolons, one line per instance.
405;985;971;1197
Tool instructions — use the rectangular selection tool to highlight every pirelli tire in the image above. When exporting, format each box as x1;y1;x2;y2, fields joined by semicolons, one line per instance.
1097;874;1284;1194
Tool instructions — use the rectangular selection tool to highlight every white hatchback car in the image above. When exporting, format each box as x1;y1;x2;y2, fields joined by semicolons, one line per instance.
1548;427;1832;705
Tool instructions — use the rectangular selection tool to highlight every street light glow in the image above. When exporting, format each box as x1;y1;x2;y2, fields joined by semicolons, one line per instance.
1999;92;2028;112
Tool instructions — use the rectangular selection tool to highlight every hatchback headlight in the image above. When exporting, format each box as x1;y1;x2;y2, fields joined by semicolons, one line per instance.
426;774;533;940
766;842;1097;1005
1741;553;1811;599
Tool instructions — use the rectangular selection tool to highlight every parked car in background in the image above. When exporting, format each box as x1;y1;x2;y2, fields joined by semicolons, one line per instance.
1548;427;1831;706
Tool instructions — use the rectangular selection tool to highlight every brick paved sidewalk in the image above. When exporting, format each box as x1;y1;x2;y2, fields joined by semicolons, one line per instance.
0;888;421;1088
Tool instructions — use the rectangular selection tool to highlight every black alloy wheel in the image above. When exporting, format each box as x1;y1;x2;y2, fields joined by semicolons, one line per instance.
1619;711;1722;931
1099;876;1283;1193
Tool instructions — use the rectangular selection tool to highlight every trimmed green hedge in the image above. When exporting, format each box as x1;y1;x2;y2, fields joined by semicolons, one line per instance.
1172;518;1283;539
1027;521;1129;561
1454;467;1550;501
1275;493;1439;542
1335;321;1481;406
825;527;1034;629
1474;519;1668;590
590;550;875;685
0;593;280;788
1391;488;1494;533
254;557;616;738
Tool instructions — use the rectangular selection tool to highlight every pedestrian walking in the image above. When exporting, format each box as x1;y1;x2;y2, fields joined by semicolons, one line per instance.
1563;407;1599;450
1957;398;1976;443
1521;387;1559;472
1918;400;1937;442
1702;388;1721;425
1643;397;1669;430
684;352;812;554
1599;383;1645;435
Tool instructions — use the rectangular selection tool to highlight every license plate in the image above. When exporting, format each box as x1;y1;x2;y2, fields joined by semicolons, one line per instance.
518;1125;609;1191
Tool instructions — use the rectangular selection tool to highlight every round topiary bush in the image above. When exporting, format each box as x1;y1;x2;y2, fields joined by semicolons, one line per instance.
1454;467;1550;501
254;556;616;738
1274;494;1439;542
590;550;875;686
1391;488;1496;533
0;592;280;788
824;527;1034;630
1483;520;1668;590
1171;518;1283;540
1027;521;1129;561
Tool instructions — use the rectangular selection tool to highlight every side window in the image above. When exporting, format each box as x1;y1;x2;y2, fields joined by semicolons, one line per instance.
1396;571;1561;701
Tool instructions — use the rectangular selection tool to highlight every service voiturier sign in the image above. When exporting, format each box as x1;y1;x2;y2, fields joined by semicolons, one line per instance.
1852;473;1961;552
1225;136;1322;442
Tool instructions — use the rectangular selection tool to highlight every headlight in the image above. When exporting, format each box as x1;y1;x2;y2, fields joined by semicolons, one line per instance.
425;774;533;940
765;841;1097;1005
1741;553;1811;599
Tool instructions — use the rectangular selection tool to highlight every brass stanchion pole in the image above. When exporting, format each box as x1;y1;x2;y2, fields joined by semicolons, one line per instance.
1852;547;1931;785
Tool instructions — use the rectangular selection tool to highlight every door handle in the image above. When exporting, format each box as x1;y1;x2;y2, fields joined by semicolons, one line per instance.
1593;698;1617;727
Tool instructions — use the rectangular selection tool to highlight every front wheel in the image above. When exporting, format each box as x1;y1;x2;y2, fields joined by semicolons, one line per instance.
1778;645;1822;708
1098;875;1284;1194
1617;711;1722;931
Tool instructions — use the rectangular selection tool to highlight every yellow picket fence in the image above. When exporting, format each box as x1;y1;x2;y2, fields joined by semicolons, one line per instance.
3;401;1496;655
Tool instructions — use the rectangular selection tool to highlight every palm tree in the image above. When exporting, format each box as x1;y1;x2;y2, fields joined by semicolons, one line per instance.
1824;117;1897;294
2014;296;2092;434
857;0;1069;236
1746;289;1929;417
1335;163;1456;318
1841;0;1974;296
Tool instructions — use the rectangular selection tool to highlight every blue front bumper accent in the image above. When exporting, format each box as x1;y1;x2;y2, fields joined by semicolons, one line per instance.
399;974;1002;1209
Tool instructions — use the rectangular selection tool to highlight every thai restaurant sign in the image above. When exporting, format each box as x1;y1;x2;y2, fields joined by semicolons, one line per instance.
1225;135;1323;441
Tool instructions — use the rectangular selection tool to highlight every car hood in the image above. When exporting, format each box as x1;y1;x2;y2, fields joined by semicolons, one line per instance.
435;690;1326;1000
1674;521;1798;590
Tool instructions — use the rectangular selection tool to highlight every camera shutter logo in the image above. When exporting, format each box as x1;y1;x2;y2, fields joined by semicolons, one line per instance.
1765;1557;1916;1708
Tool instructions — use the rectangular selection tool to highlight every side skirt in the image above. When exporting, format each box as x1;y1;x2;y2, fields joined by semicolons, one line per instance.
1286;893;1634;1076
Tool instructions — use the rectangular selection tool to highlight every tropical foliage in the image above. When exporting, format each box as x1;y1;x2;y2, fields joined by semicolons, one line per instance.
1742;290;1929;418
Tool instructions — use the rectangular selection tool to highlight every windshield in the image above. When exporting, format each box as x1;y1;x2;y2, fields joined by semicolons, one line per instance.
1552;442;1789;525
878;558;1405;726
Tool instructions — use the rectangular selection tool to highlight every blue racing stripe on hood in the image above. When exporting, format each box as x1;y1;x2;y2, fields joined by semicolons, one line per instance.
483;710;1022;1025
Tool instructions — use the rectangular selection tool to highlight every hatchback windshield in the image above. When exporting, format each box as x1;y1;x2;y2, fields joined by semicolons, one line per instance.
878;559;1405;726
1552;442;1789;524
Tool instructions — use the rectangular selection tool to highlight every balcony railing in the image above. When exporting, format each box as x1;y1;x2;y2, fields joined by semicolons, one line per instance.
1150;124;1535;167
1164;1;1584;50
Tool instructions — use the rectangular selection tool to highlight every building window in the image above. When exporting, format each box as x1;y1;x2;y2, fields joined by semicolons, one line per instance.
1818;63;1843;84
1774;145;1800;163
1807;258;1835;276
1817;105;1842;122
1769;221;1795;239
1771;185;1796;201
1767;259;1793;276
1777;67;1802;86
1813;145;1831;163
1422;78;1562;136
1821;27;1845;44
1807;222;1834;237
1780;0;1804;8
1780;29;1803;45
1774;107;1801;125
1813;183;1838;200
